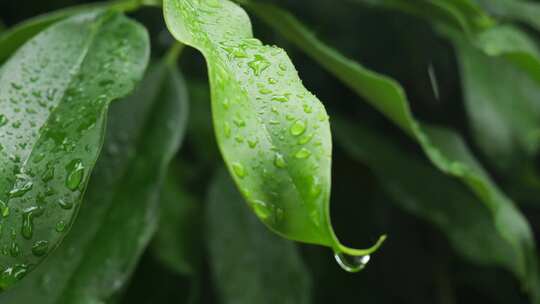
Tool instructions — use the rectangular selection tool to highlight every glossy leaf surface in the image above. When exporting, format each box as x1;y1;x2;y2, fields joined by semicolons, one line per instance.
247;2;539;297
0;3;108;63
164;0;385;257
207;170;312;304
0;60;188;302
0;10;149;289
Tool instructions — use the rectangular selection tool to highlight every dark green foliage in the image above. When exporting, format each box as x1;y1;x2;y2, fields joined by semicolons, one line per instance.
1;0;540;303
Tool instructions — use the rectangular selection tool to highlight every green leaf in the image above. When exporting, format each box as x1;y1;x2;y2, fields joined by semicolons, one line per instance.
334;118;519;280
353;0;540;85
475;0;540;32
0;10;149;290
452;34;540;173
151;168;202;276
0;3;114;64
163;0;385;258
207;169;312;304
247;2;539;299
0;60;189;303
356;0;493;34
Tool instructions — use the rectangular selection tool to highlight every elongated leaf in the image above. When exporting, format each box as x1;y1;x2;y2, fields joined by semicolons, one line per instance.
334;118;518;278
163;0;385;258
0;10;149;289
0;3;113;63
475;0;540;32
247;2;539;298
207;169;311;304
353;0;540;86
357;0;492;34
453;34;540;172
0;60;189;303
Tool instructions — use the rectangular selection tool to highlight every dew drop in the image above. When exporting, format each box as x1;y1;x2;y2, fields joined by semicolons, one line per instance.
0;200;9;218
271;95;289;103
224;122;231;138
21;206;44;240
274;153;287;168
232;162;247;178
58;199;73;210
0;264;29;289
298;134;314;145
65;159;85;191
247;138;259;148
251;200;271;220
295;148;312;159
55;220;66;233
290;120;307;136
0;115;8;127
31;240;49;257
248;55;271;76
334;252;370;272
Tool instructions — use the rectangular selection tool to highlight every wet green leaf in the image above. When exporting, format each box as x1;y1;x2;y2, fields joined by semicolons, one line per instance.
247;2;539;299
163;0;385;258
0;10;149;290
0;3;117;64
207;169;311;304
0;60;189;302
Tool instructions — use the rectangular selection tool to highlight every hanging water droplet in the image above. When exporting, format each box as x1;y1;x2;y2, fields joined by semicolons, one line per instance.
65;159;85;191
290;120;307;136
232;162;247;178
334;252;370;272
